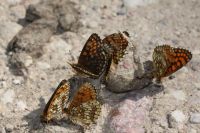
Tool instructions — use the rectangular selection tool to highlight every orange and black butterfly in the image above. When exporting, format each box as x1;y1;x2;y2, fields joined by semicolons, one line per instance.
153;45;192;81
70;33;111;79
41;79;102;128
41;79;70;122
102;31;129;64
64;82;102;128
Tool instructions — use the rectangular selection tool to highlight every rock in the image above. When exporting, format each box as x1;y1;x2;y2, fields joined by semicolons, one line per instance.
7;18;57;56
0;102;6;116
123;0;157;8
86;21;99;28
58;13;80;32
0;81;7;89
0;21;22;46
168;110;186;128
36;62;51;70
25;0;80;31
190;113;200;124
6;0;22;6
9;5;26;21
0;126;6;133
7;18;57;75
16;100;27;111
108;97;150;133
0;89;15;104
5;124;13;132
25;3;54;22
106;43;154;93
12;76;23;85
12;79;21;85
24;55;33;67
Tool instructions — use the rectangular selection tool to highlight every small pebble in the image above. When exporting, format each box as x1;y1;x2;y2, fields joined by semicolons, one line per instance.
5;124;13;132
12;79;21;85
24;55;33;67
123;0;156;7
87;21;98;28
0;81;7;88
190;113;200;124
16;100;27;111
171;110;186;122
168;110;186;128
36;62;51;70
0;126;6;133
0;90;15;104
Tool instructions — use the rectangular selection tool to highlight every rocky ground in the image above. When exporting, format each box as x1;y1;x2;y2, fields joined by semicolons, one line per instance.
0;0;200;133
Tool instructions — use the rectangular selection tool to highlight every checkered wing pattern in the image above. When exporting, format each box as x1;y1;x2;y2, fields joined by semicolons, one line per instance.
102;31;129;64
71;34;109;78
153;45;192;80
41;80;70;122
64;82;102;127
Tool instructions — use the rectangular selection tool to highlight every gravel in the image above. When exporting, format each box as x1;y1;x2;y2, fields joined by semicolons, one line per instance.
0;0;199;132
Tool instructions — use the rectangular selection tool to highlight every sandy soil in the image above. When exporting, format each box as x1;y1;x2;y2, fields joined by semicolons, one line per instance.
0;0;200;133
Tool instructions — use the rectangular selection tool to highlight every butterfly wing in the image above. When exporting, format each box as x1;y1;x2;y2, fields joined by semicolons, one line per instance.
153;45;172;78
153;45;192;79
102;31;129;64
64;82;102;127
71;33;108;78
163;47;192;77
41;80;70;122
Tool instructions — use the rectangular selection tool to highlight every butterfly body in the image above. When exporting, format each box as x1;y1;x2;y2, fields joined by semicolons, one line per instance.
153;45;192;81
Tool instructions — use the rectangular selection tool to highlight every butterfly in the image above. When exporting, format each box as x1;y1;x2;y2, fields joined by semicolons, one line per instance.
41;79;70;122
64;82;102;128
41;78;102;128
70;33;111;79
153;45;192;81
102;31;129;64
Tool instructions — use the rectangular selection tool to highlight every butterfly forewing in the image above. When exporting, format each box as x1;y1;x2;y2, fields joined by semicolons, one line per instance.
102;31;129;64
41;80;70;122
64;82;102;127
153;45;192;80
71;33;109;78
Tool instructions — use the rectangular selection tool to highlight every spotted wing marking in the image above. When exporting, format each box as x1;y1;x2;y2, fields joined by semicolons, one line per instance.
153;45;192;81
64;82;102;127
41;80;70;122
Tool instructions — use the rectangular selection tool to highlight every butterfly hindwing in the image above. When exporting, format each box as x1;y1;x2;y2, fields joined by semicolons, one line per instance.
64;82;102;127
41;80;70;122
